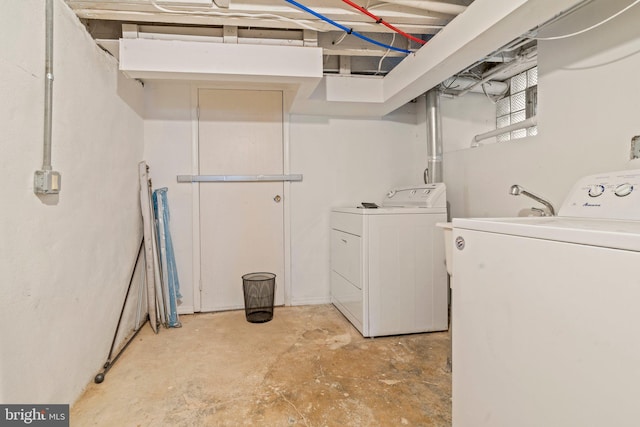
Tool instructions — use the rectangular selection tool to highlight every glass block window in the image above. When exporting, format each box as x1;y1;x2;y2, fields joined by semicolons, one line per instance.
496;66;538;142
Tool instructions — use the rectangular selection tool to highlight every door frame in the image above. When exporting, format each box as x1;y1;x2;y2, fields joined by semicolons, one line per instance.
189;84;292;312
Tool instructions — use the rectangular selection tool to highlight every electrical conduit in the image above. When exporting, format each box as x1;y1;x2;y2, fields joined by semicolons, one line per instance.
33;0;61;195
43;0;53;171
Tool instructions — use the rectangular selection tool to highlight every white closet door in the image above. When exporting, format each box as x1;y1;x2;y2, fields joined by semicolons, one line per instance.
198;89;285;311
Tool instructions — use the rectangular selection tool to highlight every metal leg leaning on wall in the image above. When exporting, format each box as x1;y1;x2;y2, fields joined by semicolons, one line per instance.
95;239;145;384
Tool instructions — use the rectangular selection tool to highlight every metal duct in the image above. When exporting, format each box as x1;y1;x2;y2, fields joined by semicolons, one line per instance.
425;89;443;184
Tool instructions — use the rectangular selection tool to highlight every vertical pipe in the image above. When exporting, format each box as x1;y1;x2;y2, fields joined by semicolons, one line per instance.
425;89;443;183
43;0;54;170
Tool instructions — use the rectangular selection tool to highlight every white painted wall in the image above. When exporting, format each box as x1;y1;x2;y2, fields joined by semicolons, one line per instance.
143;82;195;312
143;84;427;309
441;93;496;153
0;0;144;404
444;1;640;219
289;104;427;304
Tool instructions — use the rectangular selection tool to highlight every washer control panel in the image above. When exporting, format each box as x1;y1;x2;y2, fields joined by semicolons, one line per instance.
382;183;446;208
559;169;640;220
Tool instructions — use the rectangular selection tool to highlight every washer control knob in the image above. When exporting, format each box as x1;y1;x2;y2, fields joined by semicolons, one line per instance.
423;189;431;194
588;185;605;197
387;190;396;198
614;183;634;197
410;189;417;196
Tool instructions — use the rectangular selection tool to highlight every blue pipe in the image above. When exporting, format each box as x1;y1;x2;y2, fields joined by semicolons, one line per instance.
284;0;412;54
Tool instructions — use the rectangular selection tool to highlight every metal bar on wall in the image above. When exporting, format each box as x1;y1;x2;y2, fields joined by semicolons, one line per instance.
177;174;303;183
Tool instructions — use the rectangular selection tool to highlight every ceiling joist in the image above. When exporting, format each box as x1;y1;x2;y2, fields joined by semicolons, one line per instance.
66;0;455;33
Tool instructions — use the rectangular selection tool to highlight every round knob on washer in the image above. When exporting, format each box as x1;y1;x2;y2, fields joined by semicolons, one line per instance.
614;183;634;197
588;185;605;197
387;190;396;198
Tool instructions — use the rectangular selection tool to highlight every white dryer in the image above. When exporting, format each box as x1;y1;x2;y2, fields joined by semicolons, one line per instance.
330;184;448;337
452;169;640;426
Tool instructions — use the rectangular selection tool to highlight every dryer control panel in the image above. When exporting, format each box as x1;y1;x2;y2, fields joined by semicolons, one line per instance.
381;183;446;208
559;169;640;220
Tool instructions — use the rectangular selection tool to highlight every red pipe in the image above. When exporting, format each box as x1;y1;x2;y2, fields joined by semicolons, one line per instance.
341;0;426;45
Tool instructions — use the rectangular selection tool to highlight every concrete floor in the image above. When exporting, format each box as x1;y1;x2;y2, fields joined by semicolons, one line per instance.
71;304;451;426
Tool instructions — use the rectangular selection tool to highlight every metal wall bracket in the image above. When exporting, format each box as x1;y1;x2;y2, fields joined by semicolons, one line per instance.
177;174;303;183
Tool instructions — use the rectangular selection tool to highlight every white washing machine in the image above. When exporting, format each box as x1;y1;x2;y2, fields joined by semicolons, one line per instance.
451;169;640;427
330;183;448;337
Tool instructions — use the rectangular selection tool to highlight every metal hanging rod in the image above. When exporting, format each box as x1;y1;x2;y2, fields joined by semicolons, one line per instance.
177;174;303;183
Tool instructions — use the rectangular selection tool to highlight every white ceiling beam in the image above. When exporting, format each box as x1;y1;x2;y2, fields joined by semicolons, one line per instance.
119;37;323;111
375;0;468;15
119;37;323;79
362;3;455;21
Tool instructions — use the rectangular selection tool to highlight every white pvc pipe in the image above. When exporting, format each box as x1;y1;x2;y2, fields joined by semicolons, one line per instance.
472;116;537;147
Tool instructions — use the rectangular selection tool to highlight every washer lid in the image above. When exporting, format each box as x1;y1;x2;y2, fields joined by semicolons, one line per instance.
332;206;447;215
452;216;640;251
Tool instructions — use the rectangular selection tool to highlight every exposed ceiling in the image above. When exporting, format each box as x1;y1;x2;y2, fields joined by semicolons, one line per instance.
66;0;474;75
63;0;589;116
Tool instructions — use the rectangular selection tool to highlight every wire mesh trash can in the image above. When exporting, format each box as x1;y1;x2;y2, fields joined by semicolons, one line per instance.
242;272;276;323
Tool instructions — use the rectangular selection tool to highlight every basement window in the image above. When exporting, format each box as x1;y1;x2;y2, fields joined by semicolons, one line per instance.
496;66;538;142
